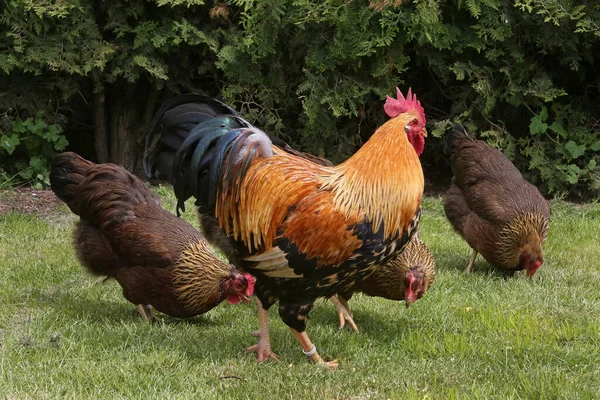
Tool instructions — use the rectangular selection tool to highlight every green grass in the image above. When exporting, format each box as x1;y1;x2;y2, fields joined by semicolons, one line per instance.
1;188;599;399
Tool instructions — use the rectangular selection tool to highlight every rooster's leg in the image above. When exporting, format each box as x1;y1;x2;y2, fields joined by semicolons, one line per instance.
137;304;153;322
466;249;478;273
290;328;338;370
245;297;279;362
330;295;359;333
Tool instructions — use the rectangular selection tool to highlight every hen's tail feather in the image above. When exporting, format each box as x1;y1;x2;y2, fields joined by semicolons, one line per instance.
50;152;95;213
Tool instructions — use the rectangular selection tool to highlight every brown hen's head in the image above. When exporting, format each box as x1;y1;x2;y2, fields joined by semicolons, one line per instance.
384;87;427;155
519;249;544;277
225;272;255;304
497;212;548;277
403;266;433;308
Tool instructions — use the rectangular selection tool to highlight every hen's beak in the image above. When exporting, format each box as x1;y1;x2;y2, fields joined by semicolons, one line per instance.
241;294;253;304
422;128;428;137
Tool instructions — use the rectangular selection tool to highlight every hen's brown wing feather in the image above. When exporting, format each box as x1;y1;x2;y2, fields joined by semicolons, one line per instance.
450;139;526;225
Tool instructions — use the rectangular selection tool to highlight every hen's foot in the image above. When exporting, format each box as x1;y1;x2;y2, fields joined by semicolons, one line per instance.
466;249;478;273
330;296;359;333
137;304;153;322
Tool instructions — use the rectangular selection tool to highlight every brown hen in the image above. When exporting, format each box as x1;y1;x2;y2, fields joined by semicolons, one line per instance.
330;233;435;332
50;152;254;321
443;125;550;276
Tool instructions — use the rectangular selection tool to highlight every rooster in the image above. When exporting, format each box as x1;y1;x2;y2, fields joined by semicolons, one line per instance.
197;151;434;333
330;232;435;332
144;89;427;368
50;152;254;321
443;125;550;276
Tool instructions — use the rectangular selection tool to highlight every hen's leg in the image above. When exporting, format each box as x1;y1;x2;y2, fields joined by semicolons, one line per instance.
245;297;279;362
290;328;338;370
466;249;478;273
330;295;359;333
137;304;153;322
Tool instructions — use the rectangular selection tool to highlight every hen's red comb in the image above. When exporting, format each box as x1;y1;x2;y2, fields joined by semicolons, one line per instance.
384;87;426;125
244;273;255;296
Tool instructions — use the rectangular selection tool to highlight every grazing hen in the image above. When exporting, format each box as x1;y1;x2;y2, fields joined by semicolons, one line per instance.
443;125;551;276
144;90;426;368
50;152;254;321
330;233;435;332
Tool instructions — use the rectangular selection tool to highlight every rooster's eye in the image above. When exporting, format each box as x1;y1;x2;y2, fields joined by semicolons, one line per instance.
405;120;418;133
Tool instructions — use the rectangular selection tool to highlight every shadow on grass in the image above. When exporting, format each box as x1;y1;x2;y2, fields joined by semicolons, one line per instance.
15;282;221;328
434;249;521;280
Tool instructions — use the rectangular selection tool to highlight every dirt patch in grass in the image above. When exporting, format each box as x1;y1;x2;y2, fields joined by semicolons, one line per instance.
0;187;64;216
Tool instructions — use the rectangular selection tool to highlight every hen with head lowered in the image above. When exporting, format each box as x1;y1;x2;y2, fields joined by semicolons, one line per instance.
443;125;550;277
330;232;435;332
50;152;254;321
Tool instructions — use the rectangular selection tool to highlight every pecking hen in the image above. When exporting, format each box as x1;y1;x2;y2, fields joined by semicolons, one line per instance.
330;232;435;332
443;124;551;277
144;89;427;368
50;152;254;321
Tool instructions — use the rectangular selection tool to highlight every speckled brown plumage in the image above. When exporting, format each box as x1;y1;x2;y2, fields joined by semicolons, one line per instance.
328;233;435;331
338;234;435;302
443;125;550;275
50;152;252;320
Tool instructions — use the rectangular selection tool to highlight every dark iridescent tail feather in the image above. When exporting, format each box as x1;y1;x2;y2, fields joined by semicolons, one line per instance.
144;94;273;216
143;94;244;180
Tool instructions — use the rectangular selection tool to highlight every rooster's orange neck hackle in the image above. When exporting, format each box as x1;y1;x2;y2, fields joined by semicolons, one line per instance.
322;89;425;239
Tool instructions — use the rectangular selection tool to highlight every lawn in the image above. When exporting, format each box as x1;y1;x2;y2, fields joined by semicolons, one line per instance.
1;187;599;399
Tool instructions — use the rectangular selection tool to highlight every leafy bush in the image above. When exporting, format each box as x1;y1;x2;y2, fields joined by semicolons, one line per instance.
0;0;599;198
520;105;600;197
0;115;68;189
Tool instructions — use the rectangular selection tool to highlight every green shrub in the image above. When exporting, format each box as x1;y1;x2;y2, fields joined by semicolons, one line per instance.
0;0;599;198
0;114;68;189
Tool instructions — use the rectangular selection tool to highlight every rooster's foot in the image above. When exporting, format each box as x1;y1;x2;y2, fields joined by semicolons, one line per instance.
246;299;278;363
316;358;339;370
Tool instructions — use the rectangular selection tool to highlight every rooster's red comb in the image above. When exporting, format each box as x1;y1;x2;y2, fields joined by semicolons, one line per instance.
384;87;426;125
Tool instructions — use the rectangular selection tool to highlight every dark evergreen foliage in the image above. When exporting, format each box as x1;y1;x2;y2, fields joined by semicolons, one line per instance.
1;0;598;197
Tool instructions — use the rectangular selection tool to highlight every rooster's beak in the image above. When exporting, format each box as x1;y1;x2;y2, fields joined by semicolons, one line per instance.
422;128;428;137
